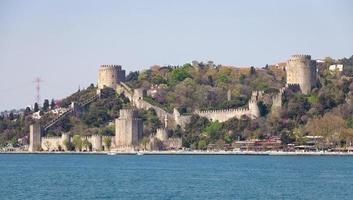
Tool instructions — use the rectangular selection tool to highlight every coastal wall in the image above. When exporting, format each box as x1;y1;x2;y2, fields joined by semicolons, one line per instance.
148;128;182;150
40;134;115;152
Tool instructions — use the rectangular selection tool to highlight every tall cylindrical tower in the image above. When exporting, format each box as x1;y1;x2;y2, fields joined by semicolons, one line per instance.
97;65;126;89
286;55;317;94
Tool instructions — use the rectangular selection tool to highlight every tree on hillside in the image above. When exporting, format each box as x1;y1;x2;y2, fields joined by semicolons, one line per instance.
305;113;349;147
250;66;256;75
50;99;56;110
34;102;39;112
24;107;31;115
43;99;49;111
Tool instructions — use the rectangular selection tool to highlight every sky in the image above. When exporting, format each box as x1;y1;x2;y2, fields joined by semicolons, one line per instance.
0;0;353;111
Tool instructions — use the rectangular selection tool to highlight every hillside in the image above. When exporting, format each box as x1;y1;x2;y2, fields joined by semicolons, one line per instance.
1;56;353;150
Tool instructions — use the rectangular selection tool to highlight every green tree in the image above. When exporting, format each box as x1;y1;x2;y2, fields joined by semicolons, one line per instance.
50;99;56;109
171;68;191;82
10;137;18;147
140;137;149;150
250;66;256;75
62;139;71;151
72;135;83;151
103;137;112;151
82;139;92;151
204;121;222;140
43;99;49;111
24;107;31;115
198;140;207;150
34;102;39;112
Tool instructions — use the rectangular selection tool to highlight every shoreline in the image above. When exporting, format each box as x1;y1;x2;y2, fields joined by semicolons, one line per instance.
2;150;353;156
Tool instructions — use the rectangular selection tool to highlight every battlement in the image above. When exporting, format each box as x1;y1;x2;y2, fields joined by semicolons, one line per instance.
91;134;102;138
97;64;126;90
42;136;61;140
195;107;249;115
99;64;122;70
289;54;311;61
119;109;138;119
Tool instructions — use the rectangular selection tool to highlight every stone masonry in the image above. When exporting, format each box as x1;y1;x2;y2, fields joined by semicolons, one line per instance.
286;55;317;94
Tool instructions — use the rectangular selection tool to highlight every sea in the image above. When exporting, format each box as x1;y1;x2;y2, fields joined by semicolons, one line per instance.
0;154;352;200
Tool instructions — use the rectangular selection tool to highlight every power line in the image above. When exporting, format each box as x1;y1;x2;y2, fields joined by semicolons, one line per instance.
33;77;43;104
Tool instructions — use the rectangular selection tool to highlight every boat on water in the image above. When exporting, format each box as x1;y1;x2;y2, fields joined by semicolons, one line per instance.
107;152;117;155
136;152;144;156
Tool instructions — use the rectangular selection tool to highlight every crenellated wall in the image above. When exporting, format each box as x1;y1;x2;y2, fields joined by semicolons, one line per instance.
194;91;262;122
41;136;62;151
40;134;115;152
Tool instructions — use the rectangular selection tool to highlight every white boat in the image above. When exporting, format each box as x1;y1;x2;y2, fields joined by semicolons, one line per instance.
107;152;117;155
136;152;144;156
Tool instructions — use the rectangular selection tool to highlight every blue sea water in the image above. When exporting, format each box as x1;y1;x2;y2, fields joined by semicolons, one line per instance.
0;154;353;200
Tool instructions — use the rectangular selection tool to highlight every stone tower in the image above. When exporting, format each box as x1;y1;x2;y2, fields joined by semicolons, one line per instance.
115;109;143;147
91;135;103;151
97;65;126;89
29;123;42;152
286;55;317;94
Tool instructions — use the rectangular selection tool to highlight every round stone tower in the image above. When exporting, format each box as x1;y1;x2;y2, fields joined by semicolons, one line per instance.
97;65;126;89
286;55;317;94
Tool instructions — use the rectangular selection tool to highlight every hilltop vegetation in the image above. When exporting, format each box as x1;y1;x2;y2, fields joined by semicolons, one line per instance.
124;57;353;149
127;62;285;113
1;56;353;149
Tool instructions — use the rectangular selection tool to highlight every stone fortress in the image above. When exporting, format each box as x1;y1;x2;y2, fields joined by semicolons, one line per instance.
28;54;317;152
115;109;143;150
97;64;125;89
286;55;317;94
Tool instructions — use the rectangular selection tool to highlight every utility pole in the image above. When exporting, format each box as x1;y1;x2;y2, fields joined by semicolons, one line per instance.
33;77;43;104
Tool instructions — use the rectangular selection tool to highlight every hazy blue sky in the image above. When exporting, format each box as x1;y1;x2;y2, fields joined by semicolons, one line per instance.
1;0;352;111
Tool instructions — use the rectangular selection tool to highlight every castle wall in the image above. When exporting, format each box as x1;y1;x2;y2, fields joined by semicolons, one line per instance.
156;128;168;142
194;92;261;122
286;55;317;94
195;108;253;122
115;83;191;129
173;109;191;129
40;134;113;152
134;96;176;128
89;135;102;151
163;138;182;150
41;137;62;151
